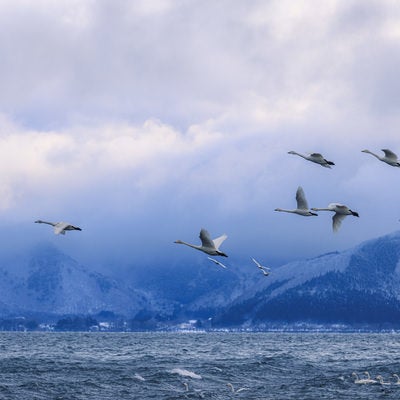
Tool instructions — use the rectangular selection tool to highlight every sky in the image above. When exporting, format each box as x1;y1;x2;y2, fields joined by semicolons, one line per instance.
0;0;399;272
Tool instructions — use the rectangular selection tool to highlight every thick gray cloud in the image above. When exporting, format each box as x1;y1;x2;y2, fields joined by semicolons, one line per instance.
0;1;398;270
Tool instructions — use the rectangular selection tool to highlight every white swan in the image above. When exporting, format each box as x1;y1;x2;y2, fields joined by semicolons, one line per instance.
362;149;400;167
363;371;377;384
227;383;247;393
288;151;335;168
207;257;228;269
34;220;82;235
376;375;391;385
175;228;228;257
352;372;371;384
311;203;359;232
275;186;318;216
251;257;270;276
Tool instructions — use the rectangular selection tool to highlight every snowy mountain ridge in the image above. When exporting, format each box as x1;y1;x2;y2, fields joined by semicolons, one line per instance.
212;230;400;328
1;231;400;330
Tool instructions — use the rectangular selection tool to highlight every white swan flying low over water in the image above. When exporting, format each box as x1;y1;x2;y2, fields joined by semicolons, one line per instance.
275;186;318;216
311;203;359;232
288;151;335;168
34;220;82;235
207;257;228;269
362;149;400;167
174;228;228;257
251;257;270;276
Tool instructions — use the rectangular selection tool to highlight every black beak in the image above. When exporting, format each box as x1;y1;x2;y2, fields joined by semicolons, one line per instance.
351;211;359;217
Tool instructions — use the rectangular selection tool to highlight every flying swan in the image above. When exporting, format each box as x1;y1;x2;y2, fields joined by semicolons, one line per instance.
174;228;228;257
275;186;318;216
288;151;335;168
207;257;228;269
311;203;359;232
34;220;82;235
251;257;270;276
362;149;400;167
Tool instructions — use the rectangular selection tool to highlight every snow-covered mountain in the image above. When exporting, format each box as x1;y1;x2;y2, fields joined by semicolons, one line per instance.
0;243;151;317
212;231;400;328
2;231;400;329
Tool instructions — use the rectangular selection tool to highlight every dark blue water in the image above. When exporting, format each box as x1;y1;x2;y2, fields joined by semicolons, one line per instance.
0;332;399;399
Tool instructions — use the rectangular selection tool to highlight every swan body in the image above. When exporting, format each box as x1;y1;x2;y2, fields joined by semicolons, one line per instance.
275;186;318;216
288;151;335;168
34;220;82;235
352;372;373;384
362;371;377;384
362;149;400;167
251;257;270;276
311;203;359;232
207;257;228;269
376;375;391;385
175;228;228;257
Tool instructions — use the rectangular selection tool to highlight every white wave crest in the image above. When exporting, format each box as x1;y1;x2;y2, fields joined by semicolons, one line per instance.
134;373;146;381
170;368;202;379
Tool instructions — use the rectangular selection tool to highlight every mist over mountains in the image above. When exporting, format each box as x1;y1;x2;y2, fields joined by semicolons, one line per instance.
1;231;400;331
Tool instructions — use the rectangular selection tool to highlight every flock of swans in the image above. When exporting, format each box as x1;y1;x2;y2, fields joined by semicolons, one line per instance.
274;185;359;233
33;147;399;274
278;148;400;231
352;371;400;386
171;147;398;272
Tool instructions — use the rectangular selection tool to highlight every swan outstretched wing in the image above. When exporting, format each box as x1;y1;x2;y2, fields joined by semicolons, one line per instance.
199;229;214;248
332;213;346;232
310;152;323;159
251;257;262;268
382;149;398;160
296;186;309;210
213;234;227;250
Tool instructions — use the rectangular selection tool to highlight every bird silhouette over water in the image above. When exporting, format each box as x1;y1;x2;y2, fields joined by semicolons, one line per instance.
251;257;270;276
208;257;228;269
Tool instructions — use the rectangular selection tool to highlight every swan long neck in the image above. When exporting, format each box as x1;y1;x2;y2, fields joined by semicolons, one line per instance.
175;240;200;250
290;151;307;160
35;220;56;226
275;208;295;213
363;150;381;160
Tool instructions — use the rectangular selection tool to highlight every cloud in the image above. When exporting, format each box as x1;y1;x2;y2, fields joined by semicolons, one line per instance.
0;1;398;269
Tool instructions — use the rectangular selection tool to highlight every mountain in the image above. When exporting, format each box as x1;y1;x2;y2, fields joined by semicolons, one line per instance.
212;231;400;329
0;243;151;317
2;230;400;330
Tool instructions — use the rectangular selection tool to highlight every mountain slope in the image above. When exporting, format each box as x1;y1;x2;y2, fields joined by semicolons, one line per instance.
213;231;400;328
0;243;151;317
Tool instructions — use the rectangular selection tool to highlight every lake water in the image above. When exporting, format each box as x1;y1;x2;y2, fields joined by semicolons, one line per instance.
0;332;399;399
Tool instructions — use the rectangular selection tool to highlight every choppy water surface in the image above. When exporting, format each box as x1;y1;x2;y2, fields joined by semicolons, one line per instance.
0;332;399;399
